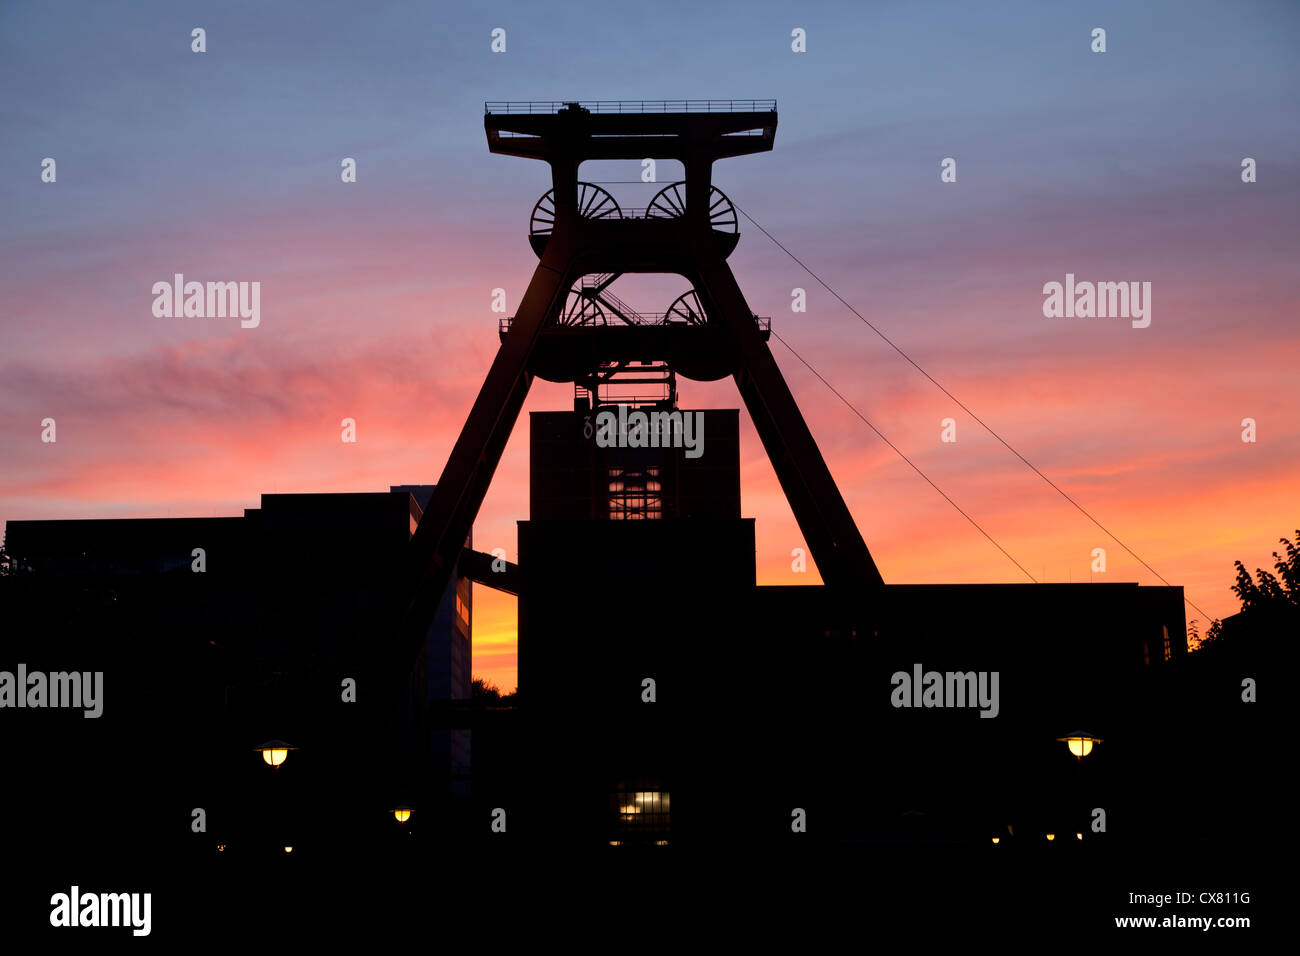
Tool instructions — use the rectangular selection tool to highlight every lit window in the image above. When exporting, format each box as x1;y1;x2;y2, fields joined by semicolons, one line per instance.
455;591;470;631
613;788;670;834
607;465;662;520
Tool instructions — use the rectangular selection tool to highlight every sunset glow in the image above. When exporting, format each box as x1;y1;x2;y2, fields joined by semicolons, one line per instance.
3;2;1297;695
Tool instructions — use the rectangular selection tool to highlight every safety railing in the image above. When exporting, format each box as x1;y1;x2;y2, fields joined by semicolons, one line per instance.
594;392;674;408
579;279;637;312
486;99;776;115
529;207;737;221
501;314;770;332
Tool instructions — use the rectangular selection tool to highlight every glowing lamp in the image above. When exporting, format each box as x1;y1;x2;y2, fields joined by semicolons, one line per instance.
1046;833;1055;841
1056;732;1102;761
254;739;297;770
392;805;412;825
991;837;1001;845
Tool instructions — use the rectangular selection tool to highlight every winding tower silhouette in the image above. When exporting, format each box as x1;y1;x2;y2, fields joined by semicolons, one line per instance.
400;100;884;671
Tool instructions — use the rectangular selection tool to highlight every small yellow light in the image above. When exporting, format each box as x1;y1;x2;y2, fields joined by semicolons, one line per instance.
216;844;226;852
283;846;293;853
393;808;411;824
254;740;296;769
655;840;669;846
1046;833;1055;841
991;837;1000;844
1056;733;1102;760
608;840;622;846
1076;832;1083;840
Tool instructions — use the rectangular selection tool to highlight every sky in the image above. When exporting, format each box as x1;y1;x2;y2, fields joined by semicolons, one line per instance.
2;0;1297;690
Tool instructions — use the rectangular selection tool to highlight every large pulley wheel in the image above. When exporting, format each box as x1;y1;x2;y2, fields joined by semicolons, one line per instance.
664;290;708;325
645;182;738;233
530;182;622;239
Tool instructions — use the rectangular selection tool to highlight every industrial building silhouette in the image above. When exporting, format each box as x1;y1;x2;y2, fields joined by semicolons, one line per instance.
3;103;1231;875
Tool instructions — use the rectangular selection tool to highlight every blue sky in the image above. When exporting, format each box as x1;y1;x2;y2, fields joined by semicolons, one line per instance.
3;0;1298;683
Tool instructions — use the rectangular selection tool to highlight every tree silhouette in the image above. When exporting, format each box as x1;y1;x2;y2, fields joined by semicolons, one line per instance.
471;677;516;703
1197;528;1299;652
1229;529;1300;612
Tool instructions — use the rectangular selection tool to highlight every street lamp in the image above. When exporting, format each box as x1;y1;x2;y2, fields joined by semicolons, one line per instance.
392;805;412;825
254;739;297;771
1056;732;1102;762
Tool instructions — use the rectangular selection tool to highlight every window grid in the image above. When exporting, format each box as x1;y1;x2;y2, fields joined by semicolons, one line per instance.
607;465;662;520
614;789;671;831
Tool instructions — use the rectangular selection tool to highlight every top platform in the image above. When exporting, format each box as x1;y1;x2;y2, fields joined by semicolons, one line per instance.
486;100;776;114
485;100;778;162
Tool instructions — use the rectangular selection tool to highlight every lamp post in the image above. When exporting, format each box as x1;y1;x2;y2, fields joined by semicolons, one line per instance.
391;805;412;825
250;740;298;858
1055;731;1101;852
